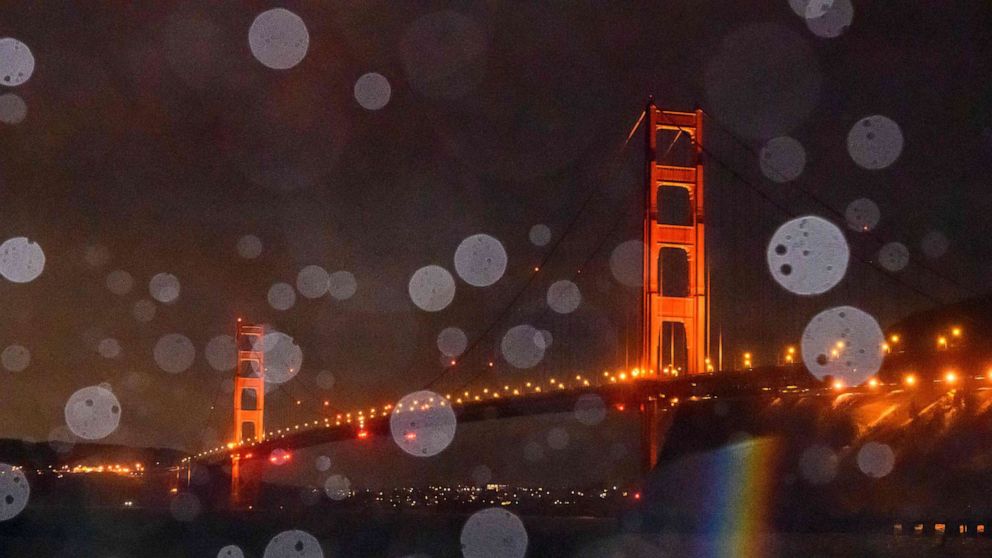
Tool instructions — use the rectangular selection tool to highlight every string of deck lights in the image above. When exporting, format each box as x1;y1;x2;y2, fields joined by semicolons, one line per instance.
187;368;670;460
184;330;986;462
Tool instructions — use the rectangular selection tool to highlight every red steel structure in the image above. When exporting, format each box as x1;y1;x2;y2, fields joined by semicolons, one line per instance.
642;101;708;377
232;319;264;504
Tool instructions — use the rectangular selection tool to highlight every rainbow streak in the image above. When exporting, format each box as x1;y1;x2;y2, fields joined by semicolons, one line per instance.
708;437;781;558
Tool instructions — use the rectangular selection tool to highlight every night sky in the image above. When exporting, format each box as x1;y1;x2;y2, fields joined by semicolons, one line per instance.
0;1;990;453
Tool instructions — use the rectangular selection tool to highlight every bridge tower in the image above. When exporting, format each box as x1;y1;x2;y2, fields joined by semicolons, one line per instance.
642;101;708;377
231;320;264;505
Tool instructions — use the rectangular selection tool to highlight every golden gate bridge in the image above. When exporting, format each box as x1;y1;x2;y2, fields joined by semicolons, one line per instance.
172;101;981;509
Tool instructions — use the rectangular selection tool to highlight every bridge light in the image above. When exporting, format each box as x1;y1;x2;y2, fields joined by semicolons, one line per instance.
619;372;627;381
881;342;891;354
937;336;948;349
889;334;900;344
945;370;958;384
832;380;844;391
357;430;369;440
787;346;796;355
226;442;235;449
951;327;962;337
868;378;878;389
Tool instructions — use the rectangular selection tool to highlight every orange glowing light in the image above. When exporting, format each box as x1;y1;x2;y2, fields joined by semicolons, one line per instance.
404;432;417;441
951;327;962;337
832;380;844;391
867;378;879;389
615;403;625;412
357;430;369;439
945;371;958;384
889;334;900;343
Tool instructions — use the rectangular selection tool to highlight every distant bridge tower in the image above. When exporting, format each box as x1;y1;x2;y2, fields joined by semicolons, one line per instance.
234;320;265;442
642;101;708;376
232;319;264;505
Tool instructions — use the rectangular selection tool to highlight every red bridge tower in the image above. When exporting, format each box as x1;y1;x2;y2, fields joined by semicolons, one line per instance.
641;101;709;377
231;319;264;505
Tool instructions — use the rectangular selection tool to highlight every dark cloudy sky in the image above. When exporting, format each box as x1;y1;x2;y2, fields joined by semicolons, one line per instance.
0;1;990;452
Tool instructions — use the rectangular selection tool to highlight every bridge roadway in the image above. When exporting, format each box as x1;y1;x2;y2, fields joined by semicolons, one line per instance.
188;366;828;467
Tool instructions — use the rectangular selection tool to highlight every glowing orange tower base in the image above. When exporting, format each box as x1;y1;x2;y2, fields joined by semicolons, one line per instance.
231;320;264;506
641;102;707;378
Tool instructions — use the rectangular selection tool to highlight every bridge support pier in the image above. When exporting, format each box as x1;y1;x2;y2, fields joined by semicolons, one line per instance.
640;396;661;474
231;455;242;506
